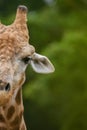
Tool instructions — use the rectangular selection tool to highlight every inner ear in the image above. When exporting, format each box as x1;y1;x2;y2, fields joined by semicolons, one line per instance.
30;53;55;74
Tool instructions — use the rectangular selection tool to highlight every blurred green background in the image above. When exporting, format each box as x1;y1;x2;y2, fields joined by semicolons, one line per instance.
0;0;87;130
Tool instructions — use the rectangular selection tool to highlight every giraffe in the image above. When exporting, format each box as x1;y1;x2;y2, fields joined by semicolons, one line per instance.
0;5;55;130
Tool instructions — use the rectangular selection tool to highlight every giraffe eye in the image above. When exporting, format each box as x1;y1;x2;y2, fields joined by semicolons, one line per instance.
22;57;31;64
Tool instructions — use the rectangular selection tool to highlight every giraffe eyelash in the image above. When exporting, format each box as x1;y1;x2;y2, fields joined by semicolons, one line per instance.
22;57;31;64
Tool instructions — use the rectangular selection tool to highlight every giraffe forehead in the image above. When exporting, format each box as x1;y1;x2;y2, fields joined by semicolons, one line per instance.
0;36;15;60
0;10;34;61
0;34;34;61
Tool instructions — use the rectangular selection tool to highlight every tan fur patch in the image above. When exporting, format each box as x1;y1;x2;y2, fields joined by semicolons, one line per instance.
18;75;25;86
21;123;26;130
7;106;15;120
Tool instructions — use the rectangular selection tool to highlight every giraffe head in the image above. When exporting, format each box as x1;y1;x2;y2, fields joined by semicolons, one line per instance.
0;5;55;106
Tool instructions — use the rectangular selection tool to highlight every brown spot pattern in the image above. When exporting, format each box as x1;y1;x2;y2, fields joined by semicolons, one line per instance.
7;106;15;120
3;106;6;110
10;126;19;130
15;89;21;105
0;114;5;122
0;127;7;130
10;116;21;126
19;111;23;120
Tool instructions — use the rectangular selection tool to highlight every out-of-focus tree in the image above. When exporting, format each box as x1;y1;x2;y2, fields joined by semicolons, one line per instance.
24;32;87;130
56;0;87;13
23;1;87;130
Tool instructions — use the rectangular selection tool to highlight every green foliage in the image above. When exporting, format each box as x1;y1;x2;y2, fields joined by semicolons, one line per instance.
56;0;87;13
24;32;87;130
28;8;63;51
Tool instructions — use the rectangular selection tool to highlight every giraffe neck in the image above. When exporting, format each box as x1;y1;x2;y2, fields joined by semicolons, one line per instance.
0;87;26;130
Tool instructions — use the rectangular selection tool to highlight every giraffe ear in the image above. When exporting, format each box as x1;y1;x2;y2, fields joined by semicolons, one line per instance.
30;53;55;74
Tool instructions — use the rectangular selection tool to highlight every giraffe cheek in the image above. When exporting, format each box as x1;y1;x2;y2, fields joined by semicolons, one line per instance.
7;105;15;120
0;92;12;106
18;74;25;87
21;123;26;130
15;89;21;105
